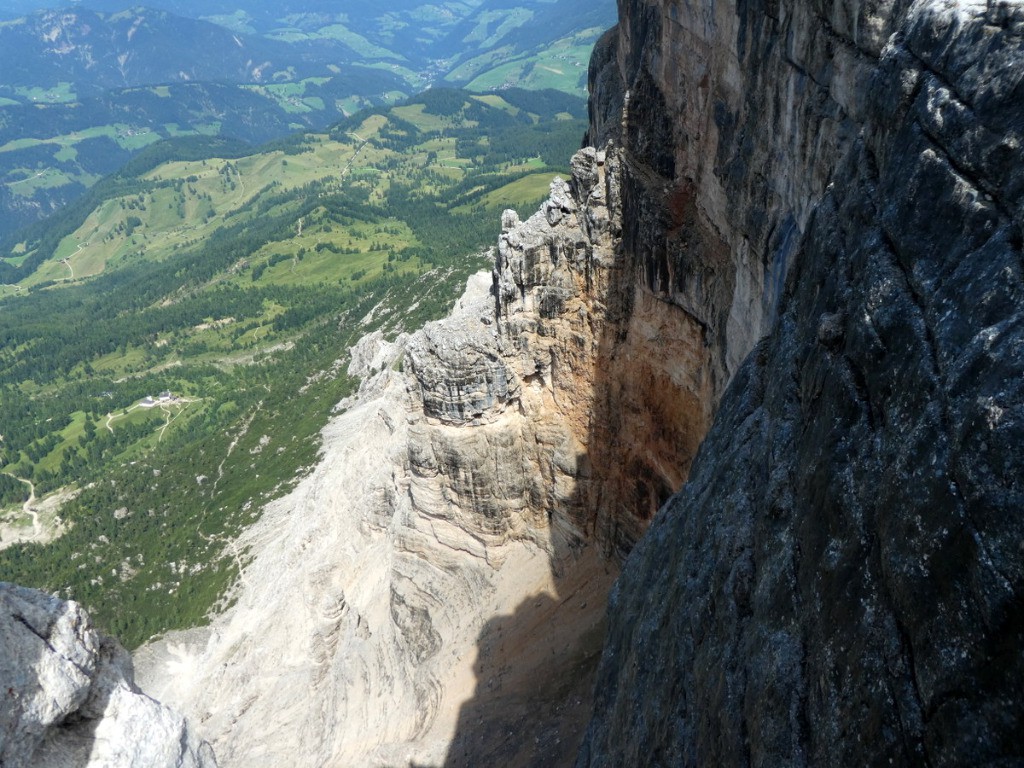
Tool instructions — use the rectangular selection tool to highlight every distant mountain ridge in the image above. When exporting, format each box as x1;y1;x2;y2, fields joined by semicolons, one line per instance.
0;7;341;91
0;1;614;238
0;1;614;90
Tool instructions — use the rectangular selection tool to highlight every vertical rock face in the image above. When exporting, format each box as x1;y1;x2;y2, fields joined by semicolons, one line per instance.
578;0;1024;764
494;148;715;559
130;133;721;765
0;582;216;768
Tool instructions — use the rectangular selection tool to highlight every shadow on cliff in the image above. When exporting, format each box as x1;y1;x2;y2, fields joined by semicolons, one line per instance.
439;527;616;768
32;640;119;764
437;231;693;768
434;126;719;765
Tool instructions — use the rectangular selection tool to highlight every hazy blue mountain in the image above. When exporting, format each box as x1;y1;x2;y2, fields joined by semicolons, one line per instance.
0;0;614;237
0;7;354;91
0;2;614;80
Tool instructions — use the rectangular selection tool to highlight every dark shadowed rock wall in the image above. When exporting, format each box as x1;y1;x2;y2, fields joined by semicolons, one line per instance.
578;0;1024;764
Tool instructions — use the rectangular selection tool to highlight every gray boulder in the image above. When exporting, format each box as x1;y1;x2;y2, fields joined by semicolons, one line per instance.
0;582;216;768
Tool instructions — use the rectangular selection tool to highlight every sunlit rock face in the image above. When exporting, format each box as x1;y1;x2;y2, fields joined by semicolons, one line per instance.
494;147;715;560
577;0;1024;764
130;132;726;765
0;582;216;768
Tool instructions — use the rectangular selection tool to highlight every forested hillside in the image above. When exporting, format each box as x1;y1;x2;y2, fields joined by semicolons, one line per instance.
0;88;587;647
0;1;614;236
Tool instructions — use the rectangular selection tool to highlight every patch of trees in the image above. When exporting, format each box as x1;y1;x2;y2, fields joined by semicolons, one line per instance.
458;118;586;167
0;474;27;507
118;135;253;179
414;87;470;117
498;87;587;119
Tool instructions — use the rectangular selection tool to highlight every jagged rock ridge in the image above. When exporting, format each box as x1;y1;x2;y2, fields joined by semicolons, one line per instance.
135;263;614;766
0;582;216;768
577;0;1024;764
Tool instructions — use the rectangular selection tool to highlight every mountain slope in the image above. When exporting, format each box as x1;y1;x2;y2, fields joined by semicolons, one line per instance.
0;8;343;91
0;1;614;238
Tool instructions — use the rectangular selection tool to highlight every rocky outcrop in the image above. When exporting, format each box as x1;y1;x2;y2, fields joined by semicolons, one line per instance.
494;148;714;559
0;582;216;768
134;270;618;767
578;0;1024;764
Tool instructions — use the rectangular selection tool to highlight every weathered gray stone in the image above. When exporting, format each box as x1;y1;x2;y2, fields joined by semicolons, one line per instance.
0;582;216;768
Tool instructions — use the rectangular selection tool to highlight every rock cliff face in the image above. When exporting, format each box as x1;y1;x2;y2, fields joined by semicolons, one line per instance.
134;87;722;763
577;0;1024;764
0;582;216;768
494;148;715;559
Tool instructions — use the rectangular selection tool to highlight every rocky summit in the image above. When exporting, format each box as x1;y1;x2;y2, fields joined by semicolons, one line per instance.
2;0;1022;764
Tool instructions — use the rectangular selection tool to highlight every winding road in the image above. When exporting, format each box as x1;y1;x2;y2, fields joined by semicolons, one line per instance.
105;396;199;437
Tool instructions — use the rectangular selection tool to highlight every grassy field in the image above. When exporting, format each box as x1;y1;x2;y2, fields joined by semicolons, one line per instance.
462;8;535;47
17;138;370;287
14;82;77;104
452;171;561;214
454;27;608;94
243;79;337;115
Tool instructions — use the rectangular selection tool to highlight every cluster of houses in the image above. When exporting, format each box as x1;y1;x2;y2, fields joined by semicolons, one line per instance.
139;391;178;408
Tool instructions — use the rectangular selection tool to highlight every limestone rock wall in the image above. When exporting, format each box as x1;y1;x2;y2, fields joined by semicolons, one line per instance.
134;269;618;768
494;148;714;559
588;0;922;387
578;0;1024;764
0;582;216;768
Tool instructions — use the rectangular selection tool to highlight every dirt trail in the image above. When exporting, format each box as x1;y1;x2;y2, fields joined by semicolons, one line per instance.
341;133;372;178
60;240;90;281
157;398;196;442
1;473;40;537
213;402;261;493
106;402;141;433
106;396;198;437
6;171;44;187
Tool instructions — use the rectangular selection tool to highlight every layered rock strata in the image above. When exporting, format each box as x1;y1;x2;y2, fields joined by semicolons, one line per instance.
495;148;715;559
578;0;1024;764
135;265;616;767
0;582;216;768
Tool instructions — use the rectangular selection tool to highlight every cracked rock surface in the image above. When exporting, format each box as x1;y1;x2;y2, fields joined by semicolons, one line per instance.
0;582;216;768
578;0;1024;765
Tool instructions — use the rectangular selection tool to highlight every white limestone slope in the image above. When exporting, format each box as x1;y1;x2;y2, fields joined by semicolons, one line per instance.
135;271;615;767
